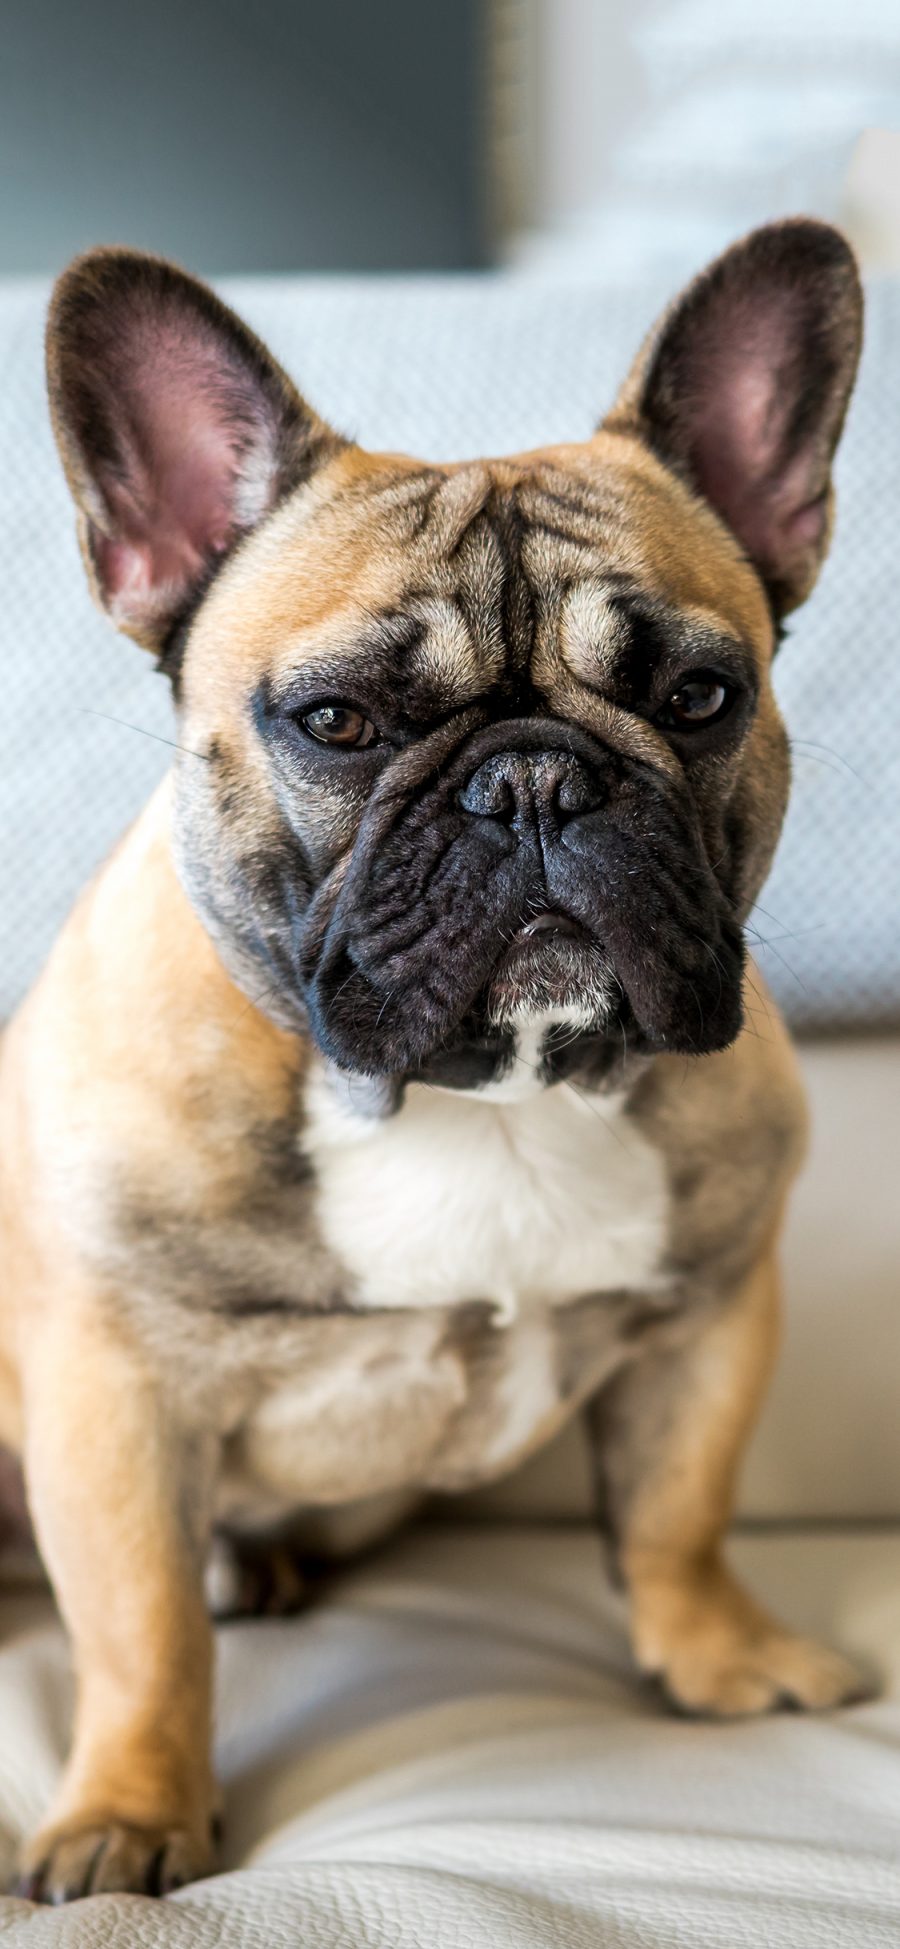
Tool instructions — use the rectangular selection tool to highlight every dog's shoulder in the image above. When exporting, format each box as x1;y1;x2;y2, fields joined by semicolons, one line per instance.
0;782;309;1323
6;779;303;1140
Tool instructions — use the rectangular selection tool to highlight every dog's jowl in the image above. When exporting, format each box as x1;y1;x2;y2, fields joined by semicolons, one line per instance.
0;221;865;1899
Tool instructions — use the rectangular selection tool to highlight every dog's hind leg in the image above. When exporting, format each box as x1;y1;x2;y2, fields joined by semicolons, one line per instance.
205;1528;313;1621
207;1488;420;1620
0;1443;34;1561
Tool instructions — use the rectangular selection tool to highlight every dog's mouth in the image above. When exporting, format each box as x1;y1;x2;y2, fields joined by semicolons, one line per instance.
513;910;588;946
486;910;616;1027
401;912;625;1095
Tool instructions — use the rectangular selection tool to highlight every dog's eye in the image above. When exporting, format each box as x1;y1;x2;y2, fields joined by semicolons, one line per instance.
657;673;734;730
300;704;378;748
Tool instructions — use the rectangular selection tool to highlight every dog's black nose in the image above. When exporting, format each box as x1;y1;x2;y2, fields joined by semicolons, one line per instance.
458;750;601;827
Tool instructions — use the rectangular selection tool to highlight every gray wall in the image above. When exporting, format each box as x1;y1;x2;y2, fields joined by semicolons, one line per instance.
1;0;487;274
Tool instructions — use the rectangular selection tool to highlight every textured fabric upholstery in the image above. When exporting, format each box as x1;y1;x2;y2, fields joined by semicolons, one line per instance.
0;1523;898;1944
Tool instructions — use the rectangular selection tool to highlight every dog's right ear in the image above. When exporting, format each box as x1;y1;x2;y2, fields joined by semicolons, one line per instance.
46;249;345;653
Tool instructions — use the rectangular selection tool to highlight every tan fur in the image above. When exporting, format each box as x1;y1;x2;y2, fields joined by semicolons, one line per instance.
0;230;865;1899
606;1248;861;1713
16;1284;215;1892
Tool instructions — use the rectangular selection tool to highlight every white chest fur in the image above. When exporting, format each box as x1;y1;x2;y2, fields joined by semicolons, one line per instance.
305;1061;670;1319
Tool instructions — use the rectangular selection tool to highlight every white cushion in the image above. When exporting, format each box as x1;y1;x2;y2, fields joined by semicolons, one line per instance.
465;1034;900;1522
0;1522;898;1944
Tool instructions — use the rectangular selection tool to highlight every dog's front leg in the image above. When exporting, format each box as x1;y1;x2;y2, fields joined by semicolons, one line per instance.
588;1251;866;1717
16;1298;218;1901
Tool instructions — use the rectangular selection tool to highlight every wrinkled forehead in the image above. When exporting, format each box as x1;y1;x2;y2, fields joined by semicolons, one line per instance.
187;437;773;711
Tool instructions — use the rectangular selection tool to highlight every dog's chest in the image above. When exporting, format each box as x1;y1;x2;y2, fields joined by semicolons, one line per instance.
305;1069;670;1317
219;1071;672;1514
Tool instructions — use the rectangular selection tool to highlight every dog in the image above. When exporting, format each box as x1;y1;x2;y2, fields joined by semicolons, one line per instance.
0;219;865;1901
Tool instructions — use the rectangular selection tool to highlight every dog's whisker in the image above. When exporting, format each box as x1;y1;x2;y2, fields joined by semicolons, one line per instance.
560;1078;634;1154
789;736;866;786
77;705;212;762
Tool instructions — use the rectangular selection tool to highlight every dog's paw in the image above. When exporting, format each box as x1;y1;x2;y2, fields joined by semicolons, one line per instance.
204;1530;313;1622
634;1564;870;1718
656;1626;868;1718
14;1818;214;1902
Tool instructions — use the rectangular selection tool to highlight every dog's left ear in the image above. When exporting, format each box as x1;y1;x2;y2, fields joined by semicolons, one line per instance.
46;249;345;651
606;219;863;614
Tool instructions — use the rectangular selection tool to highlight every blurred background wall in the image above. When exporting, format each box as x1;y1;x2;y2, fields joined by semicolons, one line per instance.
4;0;900;282
498;0;900;280
0;0;487;274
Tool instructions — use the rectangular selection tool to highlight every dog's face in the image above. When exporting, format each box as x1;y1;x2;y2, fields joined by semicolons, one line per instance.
177;444;782;1090
48;223;861;1088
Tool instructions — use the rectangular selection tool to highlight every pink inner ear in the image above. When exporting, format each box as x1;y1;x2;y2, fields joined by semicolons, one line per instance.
682;296;826;583
90;320;277;629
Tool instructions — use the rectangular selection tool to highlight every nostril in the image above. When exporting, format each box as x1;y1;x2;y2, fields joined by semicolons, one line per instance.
555;767;601;818
458;769;517;821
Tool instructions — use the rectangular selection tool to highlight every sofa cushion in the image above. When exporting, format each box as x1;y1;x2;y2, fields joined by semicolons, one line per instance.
0;1522;898;1945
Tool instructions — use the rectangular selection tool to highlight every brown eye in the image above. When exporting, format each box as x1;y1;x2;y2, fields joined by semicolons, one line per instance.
658;674;733;730
301;704;378;748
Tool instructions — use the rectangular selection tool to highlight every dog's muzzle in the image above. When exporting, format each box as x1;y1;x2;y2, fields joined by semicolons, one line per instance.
301;716;746;1077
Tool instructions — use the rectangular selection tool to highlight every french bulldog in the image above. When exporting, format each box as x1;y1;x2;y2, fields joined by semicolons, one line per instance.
0;219;865;1901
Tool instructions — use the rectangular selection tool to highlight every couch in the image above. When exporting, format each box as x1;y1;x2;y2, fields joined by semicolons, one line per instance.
0;275;897;1944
